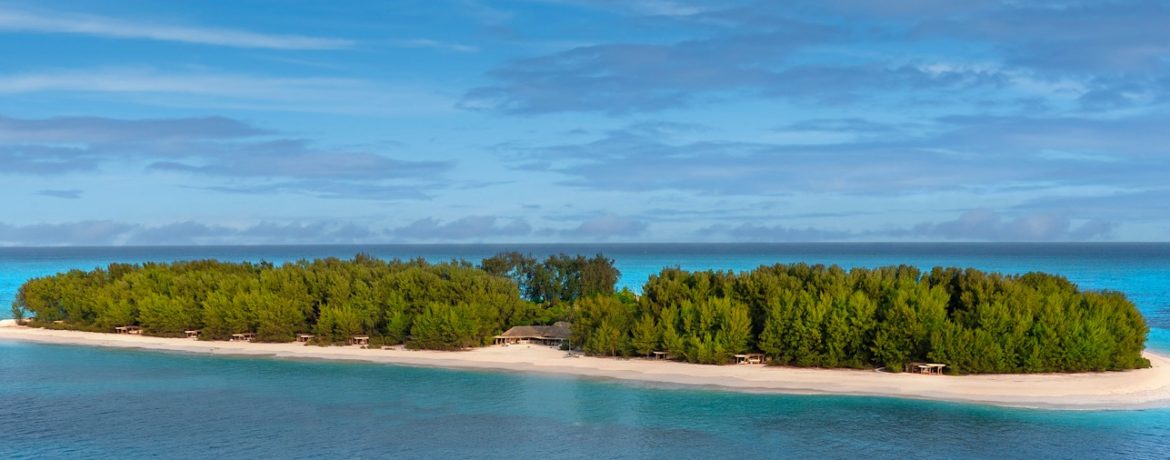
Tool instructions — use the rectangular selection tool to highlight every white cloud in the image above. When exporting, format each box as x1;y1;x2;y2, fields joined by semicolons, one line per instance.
391;38;478;53
0;7;352;49
558;215;648;240
0;68;454;115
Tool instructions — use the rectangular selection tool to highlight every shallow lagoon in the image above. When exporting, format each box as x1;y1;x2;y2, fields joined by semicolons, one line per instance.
2;341;1169;459
2;244;1169;458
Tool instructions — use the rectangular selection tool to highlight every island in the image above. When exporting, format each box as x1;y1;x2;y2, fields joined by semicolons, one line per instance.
4;253;1166;410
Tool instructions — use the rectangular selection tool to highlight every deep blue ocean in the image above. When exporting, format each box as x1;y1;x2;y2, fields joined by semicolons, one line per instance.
2;244;1169;458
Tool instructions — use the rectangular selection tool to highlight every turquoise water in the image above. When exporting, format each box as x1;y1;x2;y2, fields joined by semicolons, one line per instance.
2;244;1170;458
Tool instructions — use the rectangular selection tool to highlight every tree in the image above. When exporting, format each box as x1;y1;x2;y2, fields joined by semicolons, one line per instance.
14;258;1151;374
631;314;659;357
717;298;751;356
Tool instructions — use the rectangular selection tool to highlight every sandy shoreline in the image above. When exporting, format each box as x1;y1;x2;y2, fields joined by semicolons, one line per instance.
3;319;1169;411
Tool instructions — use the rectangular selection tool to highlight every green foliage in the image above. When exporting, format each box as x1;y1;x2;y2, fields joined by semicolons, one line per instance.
620;264;1149;373
13;256;1150;374
408;303;482;350
480;252;620;305
16;255;540;350
571;295;634;356
631;314;658;356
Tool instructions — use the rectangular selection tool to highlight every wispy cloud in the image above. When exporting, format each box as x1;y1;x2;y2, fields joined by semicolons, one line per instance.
390;38;478;53
0;115;266;143
0;6;352;49
508;116;1170;196
462;41;1005;114
0;220;380;246
893;209;1116;242
0;217;535;246
0;68;454;115
463;1;1170;115
700;223;852;242
0;114;451;200
0;220;137;246
34;189;83;199
555;214;648;240
534;0;726;17
390;216;532;240
0;208;1120;246
126;221;376;246
700;209;1116;242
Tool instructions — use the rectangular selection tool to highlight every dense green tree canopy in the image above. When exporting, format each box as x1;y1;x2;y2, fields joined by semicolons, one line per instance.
480;252;619;306
13;256;536;350
606;264;1149;373
12;257;1149;373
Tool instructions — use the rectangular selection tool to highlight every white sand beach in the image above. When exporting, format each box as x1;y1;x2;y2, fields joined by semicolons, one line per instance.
3;319;1168;410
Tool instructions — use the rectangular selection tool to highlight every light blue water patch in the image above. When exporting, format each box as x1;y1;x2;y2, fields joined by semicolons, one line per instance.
2;341;1169;459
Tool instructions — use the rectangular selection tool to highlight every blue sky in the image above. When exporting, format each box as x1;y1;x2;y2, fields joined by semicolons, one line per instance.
1;0;1168;245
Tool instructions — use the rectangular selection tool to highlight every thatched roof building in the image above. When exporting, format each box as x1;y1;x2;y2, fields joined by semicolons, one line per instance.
494;321;571;346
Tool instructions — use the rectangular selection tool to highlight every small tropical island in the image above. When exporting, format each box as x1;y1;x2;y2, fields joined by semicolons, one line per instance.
4;253;1166;409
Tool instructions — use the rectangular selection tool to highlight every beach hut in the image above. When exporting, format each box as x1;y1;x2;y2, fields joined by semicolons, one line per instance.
297;333;315;343
184;330;200;339
493;322;571;347
734;353;767;365
905;362;947;375
115;325;141;335
350;335;370;346
230;333;256;342
651;351;669;360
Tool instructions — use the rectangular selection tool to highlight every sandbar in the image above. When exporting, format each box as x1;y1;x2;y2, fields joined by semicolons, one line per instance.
3;319;1168;410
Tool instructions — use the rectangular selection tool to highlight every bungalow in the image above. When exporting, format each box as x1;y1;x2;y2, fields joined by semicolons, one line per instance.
493;322;571;347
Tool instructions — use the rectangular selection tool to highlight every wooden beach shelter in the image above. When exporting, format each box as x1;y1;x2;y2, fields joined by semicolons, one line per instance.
905;362;947;375
230;333;256;342
493;322;571;347
297;333;315;343
734;353;767;365
115;325;142;335
350;335;370;346
184;330;201;339
651;351;669;360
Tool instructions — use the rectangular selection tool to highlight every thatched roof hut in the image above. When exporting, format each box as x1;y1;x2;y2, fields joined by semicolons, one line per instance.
494;322;571;346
